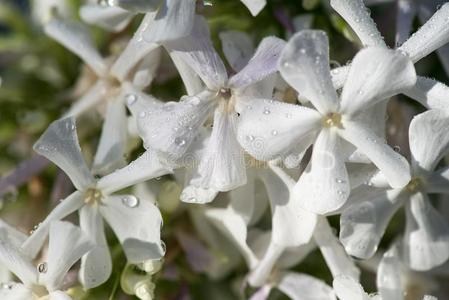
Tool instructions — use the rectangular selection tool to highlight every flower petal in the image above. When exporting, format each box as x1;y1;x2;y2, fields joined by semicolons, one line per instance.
131;47;162;89
115;0;161;12
163;16;227;89
79;4;135;32
240;0;266;16
314;217;360;280
136;93;216;160
0;283;32;300
100;195;165;262
78;206;112;289
49;291;72;300
0;230;37;286
63;80;107;118
180;184;218;204
110;13;159;81
42;221;94;291
263;164;317;248
403;192;449;271
0;220;27;249
427;166;449;194
332;275;369;300
97;150;173;195
229;36;286;89
377;245;403;300
398;3;449;62
237;98;321;161
21;192;85;259
204;207;258;269
143;0;195;44
92;99;127;175
219;31;254;72
294;129;350;214
339;189;406;259
337;119;411;188
339;47;416;115
229;169;269;226
193;107;246;191
404;76;449;111
279;30;339;114
409;110;449;171
277;272;336;300
44;18;107;77
33;117;95;191
169;52;205;95
330;0;386;47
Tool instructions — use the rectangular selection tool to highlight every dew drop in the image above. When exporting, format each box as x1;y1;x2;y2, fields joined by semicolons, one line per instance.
271;130;278;136
122;196;139;208
125;93;137;106
247;135;255;141
139;111;146;118
174;137;186;147
37;262;47;273
263;107;271;115
393;145;401;152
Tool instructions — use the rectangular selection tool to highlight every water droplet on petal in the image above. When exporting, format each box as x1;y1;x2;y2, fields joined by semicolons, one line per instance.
122;196;139;208
37;262;47;273
263;107;271;115
174;137;186;147
139;111;146;118
271;130;278;136
125;94;137;106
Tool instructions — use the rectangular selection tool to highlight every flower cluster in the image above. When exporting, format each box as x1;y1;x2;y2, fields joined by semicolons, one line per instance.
2;0;449;299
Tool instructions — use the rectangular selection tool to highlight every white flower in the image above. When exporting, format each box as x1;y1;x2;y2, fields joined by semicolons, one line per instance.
238;29;415;214
21;117;171;288
340;109;449;270
32;0;71;25
0;221;93;300
129;18;286;200
240;0;267;16
330;0;449;111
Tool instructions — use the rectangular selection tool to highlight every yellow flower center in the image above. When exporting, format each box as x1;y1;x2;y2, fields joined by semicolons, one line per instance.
84;188;103;205
322;112;343;128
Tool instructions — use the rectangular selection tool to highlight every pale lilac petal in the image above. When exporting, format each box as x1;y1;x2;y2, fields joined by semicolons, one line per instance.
164;16;227;89
237;98;321;161
398;3;449;63
92;99;127;175
219;31;254;72
409;110;449;171
205;207;258;269
294;129;350;214
143;0;196;43
0;230;37;286
330;0;386;47
377;245;403;300
129;90;216;159
169;52;205;95
194;106;246;191
337;119;411;188
100;195;164;262
110;13;159;81
314;217;360;280
97;150;173;195
340;47;416;115
340;189;406;259
21;192;85;259
403;192;449;271
404;76;449;111
42;221;93;291
80;4;135;32
277;272;336;300
241;0;266;16
229;36;286;89
279;30;339;114
78;206;112;288
33;117;95;191
332;275;369;300
63;81;107;118
115;0;161;12
44;18;107;77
